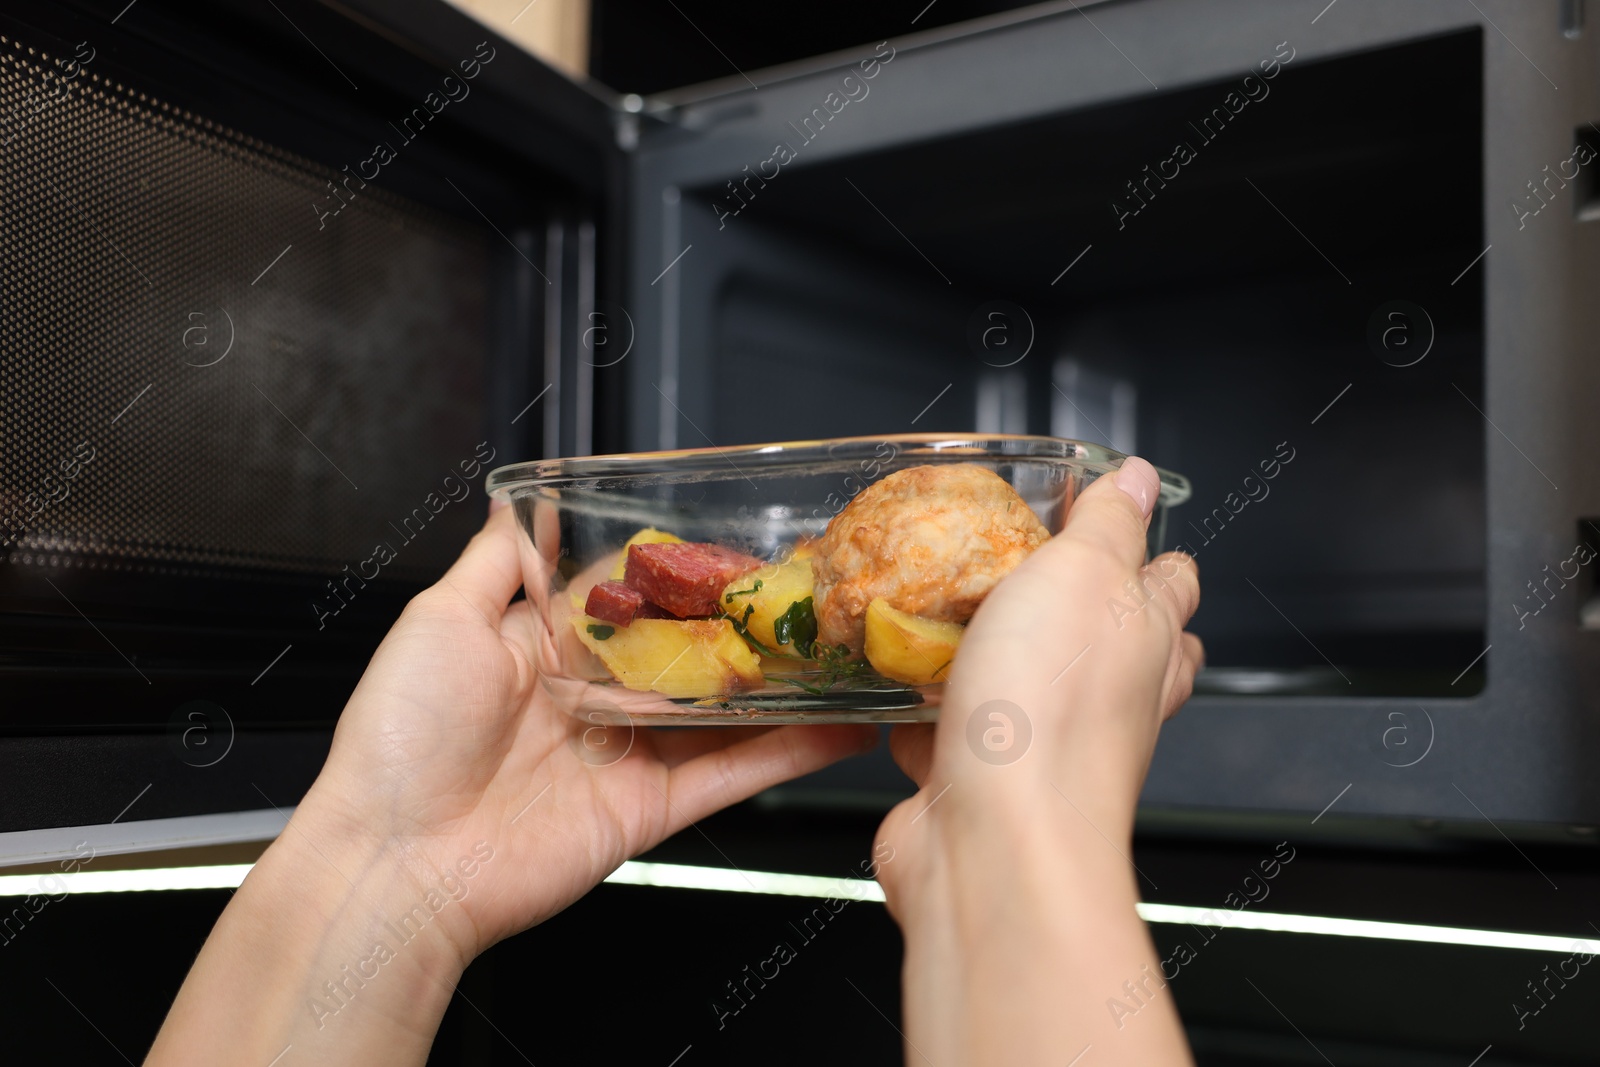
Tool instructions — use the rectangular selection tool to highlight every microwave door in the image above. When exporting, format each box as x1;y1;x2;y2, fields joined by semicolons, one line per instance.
0;0;619;840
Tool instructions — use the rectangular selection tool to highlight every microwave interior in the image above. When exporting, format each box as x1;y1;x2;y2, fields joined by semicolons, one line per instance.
657;29;1486;700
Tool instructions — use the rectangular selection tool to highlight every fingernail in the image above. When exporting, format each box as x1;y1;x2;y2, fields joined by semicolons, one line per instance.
489;497;509;517
1114;456;1159;520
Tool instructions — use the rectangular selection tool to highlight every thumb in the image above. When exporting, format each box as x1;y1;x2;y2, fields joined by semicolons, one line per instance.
1051;455;1161;572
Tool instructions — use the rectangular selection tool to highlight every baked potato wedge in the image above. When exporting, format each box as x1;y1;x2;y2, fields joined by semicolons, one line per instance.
572;615;763;697
863;597;963;685
720;558;817;655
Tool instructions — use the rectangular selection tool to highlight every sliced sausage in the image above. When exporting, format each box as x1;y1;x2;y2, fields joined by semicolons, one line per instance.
624;542;762;618
585;580;646;627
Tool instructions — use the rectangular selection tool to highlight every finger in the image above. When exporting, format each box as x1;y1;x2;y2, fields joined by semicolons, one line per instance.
661;724;878;828
1141;550;1201;628
1048;456;1162;573
1162;631;1205;720
888;723;935;788
425;505;525;624
498;598;540;665
649;724;783;768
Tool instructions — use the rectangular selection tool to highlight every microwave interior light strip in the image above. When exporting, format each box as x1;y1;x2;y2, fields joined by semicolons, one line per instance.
610;864;1600;955
1134;901;1600;956
0;864;255;895
2;860;1595;957
606;860;884;900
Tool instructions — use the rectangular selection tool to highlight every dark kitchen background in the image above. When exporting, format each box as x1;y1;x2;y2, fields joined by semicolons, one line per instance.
2;0;1598;1064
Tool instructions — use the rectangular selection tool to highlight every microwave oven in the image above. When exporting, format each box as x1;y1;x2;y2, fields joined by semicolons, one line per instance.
2;0;1597;863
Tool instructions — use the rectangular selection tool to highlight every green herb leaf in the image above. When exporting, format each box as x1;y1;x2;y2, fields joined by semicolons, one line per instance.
585;623;616;641
772;596;818;656
777;638;876;695
723;577;764;603
795;640;873;692
719;602;780;657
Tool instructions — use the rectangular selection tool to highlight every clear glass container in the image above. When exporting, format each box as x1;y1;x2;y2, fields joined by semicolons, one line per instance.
486;434;1189;725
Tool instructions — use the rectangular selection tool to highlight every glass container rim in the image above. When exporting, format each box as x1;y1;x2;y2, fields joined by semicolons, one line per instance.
486;433;1190;507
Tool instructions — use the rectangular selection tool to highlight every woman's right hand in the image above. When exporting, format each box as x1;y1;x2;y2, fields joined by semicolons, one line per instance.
873;457;1203;1067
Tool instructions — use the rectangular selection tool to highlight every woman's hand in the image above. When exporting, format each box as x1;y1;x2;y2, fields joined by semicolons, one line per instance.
874;457;1203;1067
147;503;875;1067
302;501;876;958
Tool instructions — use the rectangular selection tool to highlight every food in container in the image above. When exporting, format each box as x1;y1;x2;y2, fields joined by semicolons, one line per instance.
485;435;1189;725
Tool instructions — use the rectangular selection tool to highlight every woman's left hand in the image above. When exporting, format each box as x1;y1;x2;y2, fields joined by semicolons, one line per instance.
147;504;875;1066
302;502;877;961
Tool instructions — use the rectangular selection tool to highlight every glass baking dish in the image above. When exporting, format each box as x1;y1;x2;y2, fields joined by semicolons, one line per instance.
485;435;1189;725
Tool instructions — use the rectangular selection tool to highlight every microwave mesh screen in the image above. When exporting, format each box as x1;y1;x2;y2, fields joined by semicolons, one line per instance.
0;35;488;583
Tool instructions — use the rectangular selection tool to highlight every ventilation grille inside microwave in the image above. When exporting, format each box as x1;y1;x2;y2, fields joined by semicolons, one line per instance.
0;33;488;582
